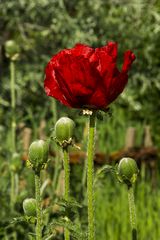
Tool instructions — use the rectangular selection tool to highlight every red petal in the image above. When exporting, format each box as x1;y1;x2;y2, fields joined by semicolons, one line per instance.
87;86;108;108
44;61;71;107
54;52;101;107
122;50;136;72
95;42;118;76
70;43;94;58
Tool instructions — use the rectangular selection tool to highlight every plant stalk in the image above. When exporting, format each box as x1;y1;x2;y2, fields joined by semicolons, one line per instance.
128;185;137;240
10;60;16;153
87;112;96;240
51;99;60;193
35;172;42;240
10;171;15;209
63;148;70;240
10;60;16;209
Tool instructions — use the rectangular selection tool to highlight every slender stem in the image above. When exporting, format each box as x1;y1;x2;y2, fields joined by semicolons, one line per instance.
87;112;96;240
51;99;58;124
15;173;19;196
35;172;42;240
10;60;16;209
10;171;15;209
10;60;16;153
82;125;88;197
128;185;137;240
51;99;60;193
63;148;70;240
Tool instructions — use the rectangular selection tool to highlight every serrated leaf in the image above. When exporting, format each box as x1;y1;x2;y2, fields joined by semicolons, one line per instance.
45;217;86;240
94;164;116;185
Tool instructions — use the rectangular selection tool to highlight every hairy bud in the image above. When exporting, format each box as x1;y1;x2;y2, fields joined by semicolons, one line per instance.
23;198;36;217
117;157;139;186
55;117;75;148
28;140;49;172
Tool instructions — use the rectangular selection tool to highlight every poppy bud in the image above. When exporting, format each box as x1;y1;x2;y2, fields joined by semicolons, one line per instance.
5;40;20;60
28;140;49;172
117;157;139;186
23;198;36;217
55;117;75;148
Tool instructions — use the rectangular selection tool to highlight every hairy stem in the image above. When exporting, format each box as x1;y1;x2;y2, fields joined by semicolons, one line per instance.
35;172;42;240
63;148;70;240
128;185;137;240
87;112;96;240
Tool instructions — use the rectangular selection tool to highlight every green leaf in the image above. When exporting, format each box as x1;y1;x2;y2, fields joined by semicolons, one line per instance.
94;164;116;185
44;217;86;240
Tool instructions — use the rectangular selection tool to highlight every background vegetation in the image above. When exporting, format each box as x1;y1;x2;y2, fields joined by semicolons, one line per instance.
0;0;160;239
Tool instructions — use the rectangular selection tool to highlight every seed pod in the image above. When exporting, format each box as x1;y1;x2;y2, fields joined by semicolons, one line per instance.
55;117;75;148
5;40;20;60
28;140;49;172
23;198;36;217
117;157;139;186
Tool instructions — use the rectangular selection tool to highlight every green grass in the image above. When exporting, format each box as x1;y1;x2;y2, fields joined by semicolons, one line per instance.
95;176;160;240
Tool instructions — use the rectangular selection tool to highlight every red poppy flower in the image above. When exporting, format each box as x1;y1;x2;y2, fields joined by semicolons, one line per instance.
44;42;135;110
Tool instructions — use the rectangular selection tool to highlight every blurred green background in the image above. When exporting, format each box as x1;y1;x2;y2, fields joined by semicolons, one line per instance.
0;0;160;239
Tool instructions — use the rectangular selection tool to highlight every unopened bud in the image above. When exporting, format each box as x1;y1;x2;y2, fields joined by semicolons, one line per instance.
23;198;36;217
55;117;75;148
117;157;139;186
28;140;49;172
5;40;20;60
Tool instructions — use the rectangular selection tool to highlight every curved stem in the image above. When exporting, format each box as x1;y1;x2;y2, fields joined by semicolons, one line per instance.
35;172;42;240
63;148;70;240
87;112;96;240
128;185;137;240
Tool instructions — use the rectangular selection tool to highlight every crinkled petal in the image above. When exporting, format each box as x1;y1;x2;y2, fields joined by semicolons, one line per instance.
44;61;71;107
87;86;108;109
53;52;101;108
70;43;94;58
122;50;136;72
104;70;128;104
95;42;118;76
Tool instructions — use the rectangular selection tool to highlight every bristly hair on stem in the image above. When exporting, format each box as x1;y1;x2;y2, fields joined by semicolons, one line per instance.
128;185;137;240
35;172;42;240
63;147;70;240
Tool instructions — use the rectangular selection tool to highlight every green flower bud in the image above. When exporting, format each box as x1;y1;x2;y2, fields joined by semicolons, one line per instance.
23;198;36;217
28;140;49;172
5;40;20;60
55;117;75;148
117;157;139;186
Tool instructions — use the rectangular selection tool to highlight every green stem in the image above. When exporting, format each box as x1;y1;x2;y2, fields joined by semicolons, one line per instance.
128;186;137;240
10;60;16;153
63;148;70;240
87;112;96;240
10;171;15;209
51;99;60;194
51;99;58;124
10;60;16;209
35;172;42;240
